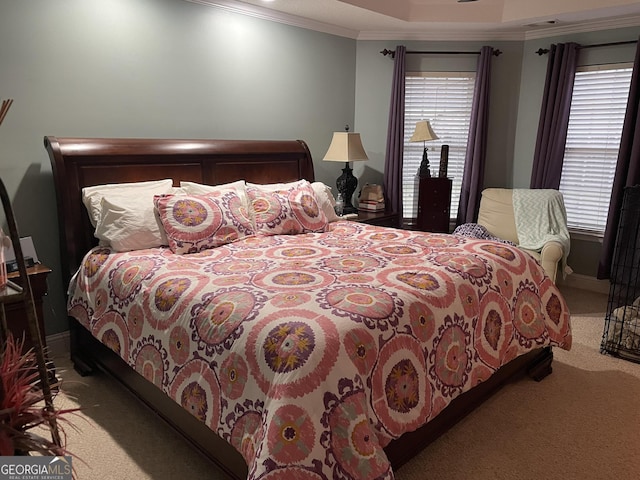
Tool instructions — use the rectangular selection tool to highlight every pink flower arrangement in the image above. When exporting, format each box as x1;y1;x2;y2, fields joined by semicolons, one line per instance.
0;333;79;457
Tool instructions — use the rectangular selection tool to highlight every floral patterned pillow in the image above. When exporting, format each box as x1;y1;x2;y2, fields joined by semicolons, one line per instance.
154;189;254;254
246;180;329;236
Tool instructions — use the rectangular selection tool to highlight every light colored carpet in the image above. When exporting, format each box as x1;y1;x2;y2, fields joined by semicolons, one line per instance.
50;286;640;479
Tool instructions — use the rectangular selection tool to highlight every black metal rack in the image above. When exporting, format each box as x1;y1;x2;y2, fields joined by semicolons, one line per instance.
0;177;61;448
601;185;640;362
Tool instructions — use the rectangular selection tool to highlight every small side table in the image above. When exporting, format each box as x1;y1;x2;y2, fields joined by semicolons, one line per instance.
5;263;51;354
354;210;401;228
416;177;452;233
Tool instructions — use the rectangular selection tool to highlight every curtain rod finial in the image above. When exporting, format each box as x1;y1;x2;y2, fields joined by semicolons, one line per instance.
493;49;503;56
536;48;550;56
380;48;396;58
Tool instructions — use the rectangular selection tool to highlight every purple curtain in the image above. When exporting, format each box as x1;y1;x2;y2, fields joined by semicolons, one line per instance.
598;37;640;279
530;43;579;189
383;46;406;218
456;46;494;224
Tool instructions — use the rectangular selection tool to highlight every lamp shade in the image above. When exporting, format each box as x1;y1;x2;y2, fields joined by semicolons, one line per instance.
409;120;439;143
323;132;369;162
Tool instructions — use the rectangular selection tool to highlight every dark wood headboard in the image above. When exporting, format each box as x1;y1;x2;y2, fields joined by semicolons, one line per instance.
45;136;315;285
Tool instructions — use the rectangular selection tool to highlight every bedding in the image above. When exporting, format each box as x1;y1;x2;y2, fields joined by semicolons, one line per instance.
67;220;571;479
310;181;340;223
84;179;176;252
453;222;516;245
154;188;255;254
246;180;329;236
82;179;174;227
94;195;169;252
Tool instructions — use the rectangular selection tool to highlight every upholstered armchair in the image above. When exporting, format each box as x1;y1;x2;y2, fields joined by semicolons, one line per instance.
477;188;570;284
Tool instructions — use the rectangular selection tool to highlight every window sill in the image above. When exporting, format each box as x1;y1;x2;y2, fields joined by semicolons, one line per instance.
569;230;603;243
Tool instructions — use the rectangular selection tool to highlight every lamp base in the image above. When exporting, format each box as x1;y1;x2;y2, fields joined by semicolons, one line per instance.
336;162;358;214
418;147;431;178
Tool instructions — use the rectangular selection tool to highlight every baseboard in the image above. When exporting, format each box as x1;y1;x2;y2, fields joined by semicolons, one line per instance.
557;272;610;295
46;330;70;358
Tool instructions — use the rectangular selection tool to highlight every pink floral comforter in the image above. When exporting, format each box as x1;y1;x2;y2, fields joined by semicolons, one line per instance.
68;221;572;479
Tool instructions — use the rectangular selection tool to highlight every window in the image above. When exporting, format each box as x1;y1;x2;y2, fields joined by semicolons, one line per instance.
560;64;633;236
403;72;476;219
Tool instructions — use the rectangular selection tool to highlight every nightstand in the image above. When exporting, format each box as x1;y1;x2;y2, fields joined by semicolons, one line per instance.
354;210;401;228
4;263;51;354
416;177;452;233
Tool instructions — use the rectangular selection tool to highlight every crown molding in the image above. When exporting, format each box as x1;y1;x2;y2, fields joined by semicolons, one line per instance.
184;0;360;39
357;29;525;42
523;14;640;40
185;0;640;43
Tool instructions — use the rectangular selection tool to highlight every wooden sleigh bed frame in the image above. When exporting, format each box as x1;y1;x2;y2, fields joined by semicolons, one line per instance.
45;136;554;479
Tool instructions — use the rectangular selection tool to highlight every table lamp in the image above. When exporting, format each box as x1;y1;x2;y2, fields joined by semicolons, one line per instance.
323;126;369;214
409;120;439;178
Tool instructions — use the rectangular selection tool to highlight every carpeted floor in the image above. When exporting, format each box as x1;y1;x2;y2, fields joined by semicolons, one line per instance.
50;286;640;479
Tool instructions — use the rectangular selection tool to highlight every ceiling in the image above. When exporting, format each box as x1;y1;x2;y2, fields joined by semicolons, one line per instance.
189;0;640;40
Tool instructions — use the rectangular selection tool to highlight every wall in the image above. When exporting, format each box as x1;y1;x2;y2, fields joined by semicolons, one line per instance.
0;0;357;335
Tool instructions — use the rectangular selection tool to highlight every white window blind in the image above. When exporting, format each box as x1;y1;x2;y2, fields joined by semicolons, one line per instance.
403;73;475;219
560;64;633;235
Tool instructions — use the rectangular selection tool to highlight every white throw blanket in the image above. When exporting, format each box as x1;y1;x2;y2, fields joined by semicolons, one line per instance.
512;189;570;278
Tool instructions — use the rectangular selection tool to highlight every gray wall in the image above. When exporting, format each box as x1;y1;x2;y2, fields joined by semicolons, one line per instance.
0;0;357;335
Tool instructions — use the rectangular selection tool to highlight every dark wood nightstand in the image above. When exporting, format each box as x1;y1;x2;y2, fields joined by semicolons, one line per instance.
416;177;452;233
354;210;401;228
4;263;51;354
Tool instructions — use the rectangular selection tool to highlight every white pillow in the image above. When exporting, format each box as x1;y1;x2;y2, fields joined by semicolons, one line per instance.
170;186;188;195
82;179;174;227
246;180;302;192
179;180;246;195
94;196;168;252
311;182;339;223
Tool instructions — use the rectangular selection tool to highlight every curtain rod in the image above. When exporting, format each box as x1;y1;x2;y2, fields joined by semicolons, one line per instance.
380;48;502;58
535;40;637;56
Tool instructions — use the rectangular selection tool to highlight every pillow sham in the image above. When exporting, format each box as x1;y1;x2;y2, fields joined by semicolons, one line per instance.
95;196;169;252
82;179;174;227
154;189;254;254
246;180;328;236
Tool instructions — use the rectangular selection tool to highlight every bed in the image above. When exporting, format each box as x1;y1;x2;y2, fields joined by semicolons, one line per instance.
45;136;571;480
